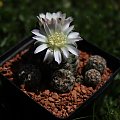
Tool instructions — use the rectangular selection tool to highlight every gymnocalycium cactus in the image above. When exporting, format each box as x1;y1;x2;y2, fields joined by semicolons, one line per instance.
84;69;101;86
63;53;78;73
51;69;75;93
31;12;83;93
85;55;107;74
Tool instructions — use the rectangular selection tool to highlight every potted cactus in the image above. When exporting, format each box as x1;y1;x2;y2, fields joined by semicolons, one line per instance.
0;12;120;120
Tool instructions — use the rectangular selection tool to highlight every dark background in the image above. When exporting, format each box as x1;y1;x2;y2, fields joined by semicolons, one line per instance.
0;0;120;119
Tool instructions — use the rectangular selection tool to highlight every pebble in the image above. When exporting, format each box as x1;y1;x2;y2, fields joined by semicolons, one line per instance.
66;106;71;112
81;89;87;94
53;108;58;113
48;97;54;102
71;90;77;101
52;93;59;99
40;100;45;105
44;90;50;96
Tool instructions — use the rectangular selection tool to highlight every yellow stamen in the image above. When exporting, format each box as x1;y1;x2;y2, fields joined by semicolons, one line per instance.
48;32;67;48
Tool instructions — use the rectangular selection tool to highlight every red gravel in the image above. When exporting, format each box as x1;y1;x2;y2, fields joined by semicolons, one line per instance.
0;49;112;119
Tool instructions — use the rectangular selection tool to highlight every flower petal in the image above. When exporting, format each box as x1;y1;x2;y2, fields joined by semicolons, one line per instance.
66;45;79;56
52;12;62;20
46;12;52;20
37;13;45;23
55;20;62;32
32;36;47;42
64;25;74;35
37;16;43;26
52;13;58;20
43;23;52;35
44;49;53;63
61;13;66;20
31;29;46;39
54;17;61;32
34;44;48;54
39;13;45;19
46;18;56;33
37;13;47;25
68;37;83;43
62;17;73;31
68;32;79;39
54;49;62;64
61;47;69;58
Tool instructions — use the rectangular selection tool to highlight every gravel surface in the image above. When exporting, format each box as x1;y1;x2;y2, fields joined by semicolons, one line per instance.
0;49;112;118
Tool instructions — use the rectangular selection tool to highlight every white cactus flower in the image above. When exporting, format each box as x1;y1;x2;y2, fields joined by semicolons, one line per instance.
32;12;82;64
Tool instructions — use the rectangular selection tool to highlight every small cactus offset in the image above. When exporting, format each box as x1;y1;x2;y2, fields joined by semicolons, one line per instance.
51;69;75;93
84;69;101;86
16;64;41;91
85;55;107;74
75;74;84;83
63;53;78;74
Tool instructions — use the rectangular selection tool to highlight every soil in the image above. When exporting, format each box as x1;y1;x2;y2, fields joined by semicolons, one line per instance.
0;48;112;119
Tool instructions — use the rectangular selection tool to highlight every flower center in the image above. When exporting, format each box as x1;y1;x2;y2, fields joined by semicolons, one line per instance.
48;32;67;48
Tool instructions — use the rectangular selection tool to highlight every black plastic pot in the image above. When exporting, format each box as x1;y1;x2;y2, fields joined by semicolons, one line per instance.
0;36;120;120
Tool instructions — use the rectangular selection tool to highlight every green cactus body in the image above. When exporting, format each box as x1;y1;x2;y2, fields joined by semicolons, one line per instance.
63;53;78;73
51;69;75;93
85;69;101;86
16;64;41;91
85;55;107;74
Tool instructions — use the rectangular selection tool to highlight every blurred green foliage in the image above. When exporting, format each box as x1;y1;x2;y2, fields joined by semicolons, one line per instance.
0;0;120;119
